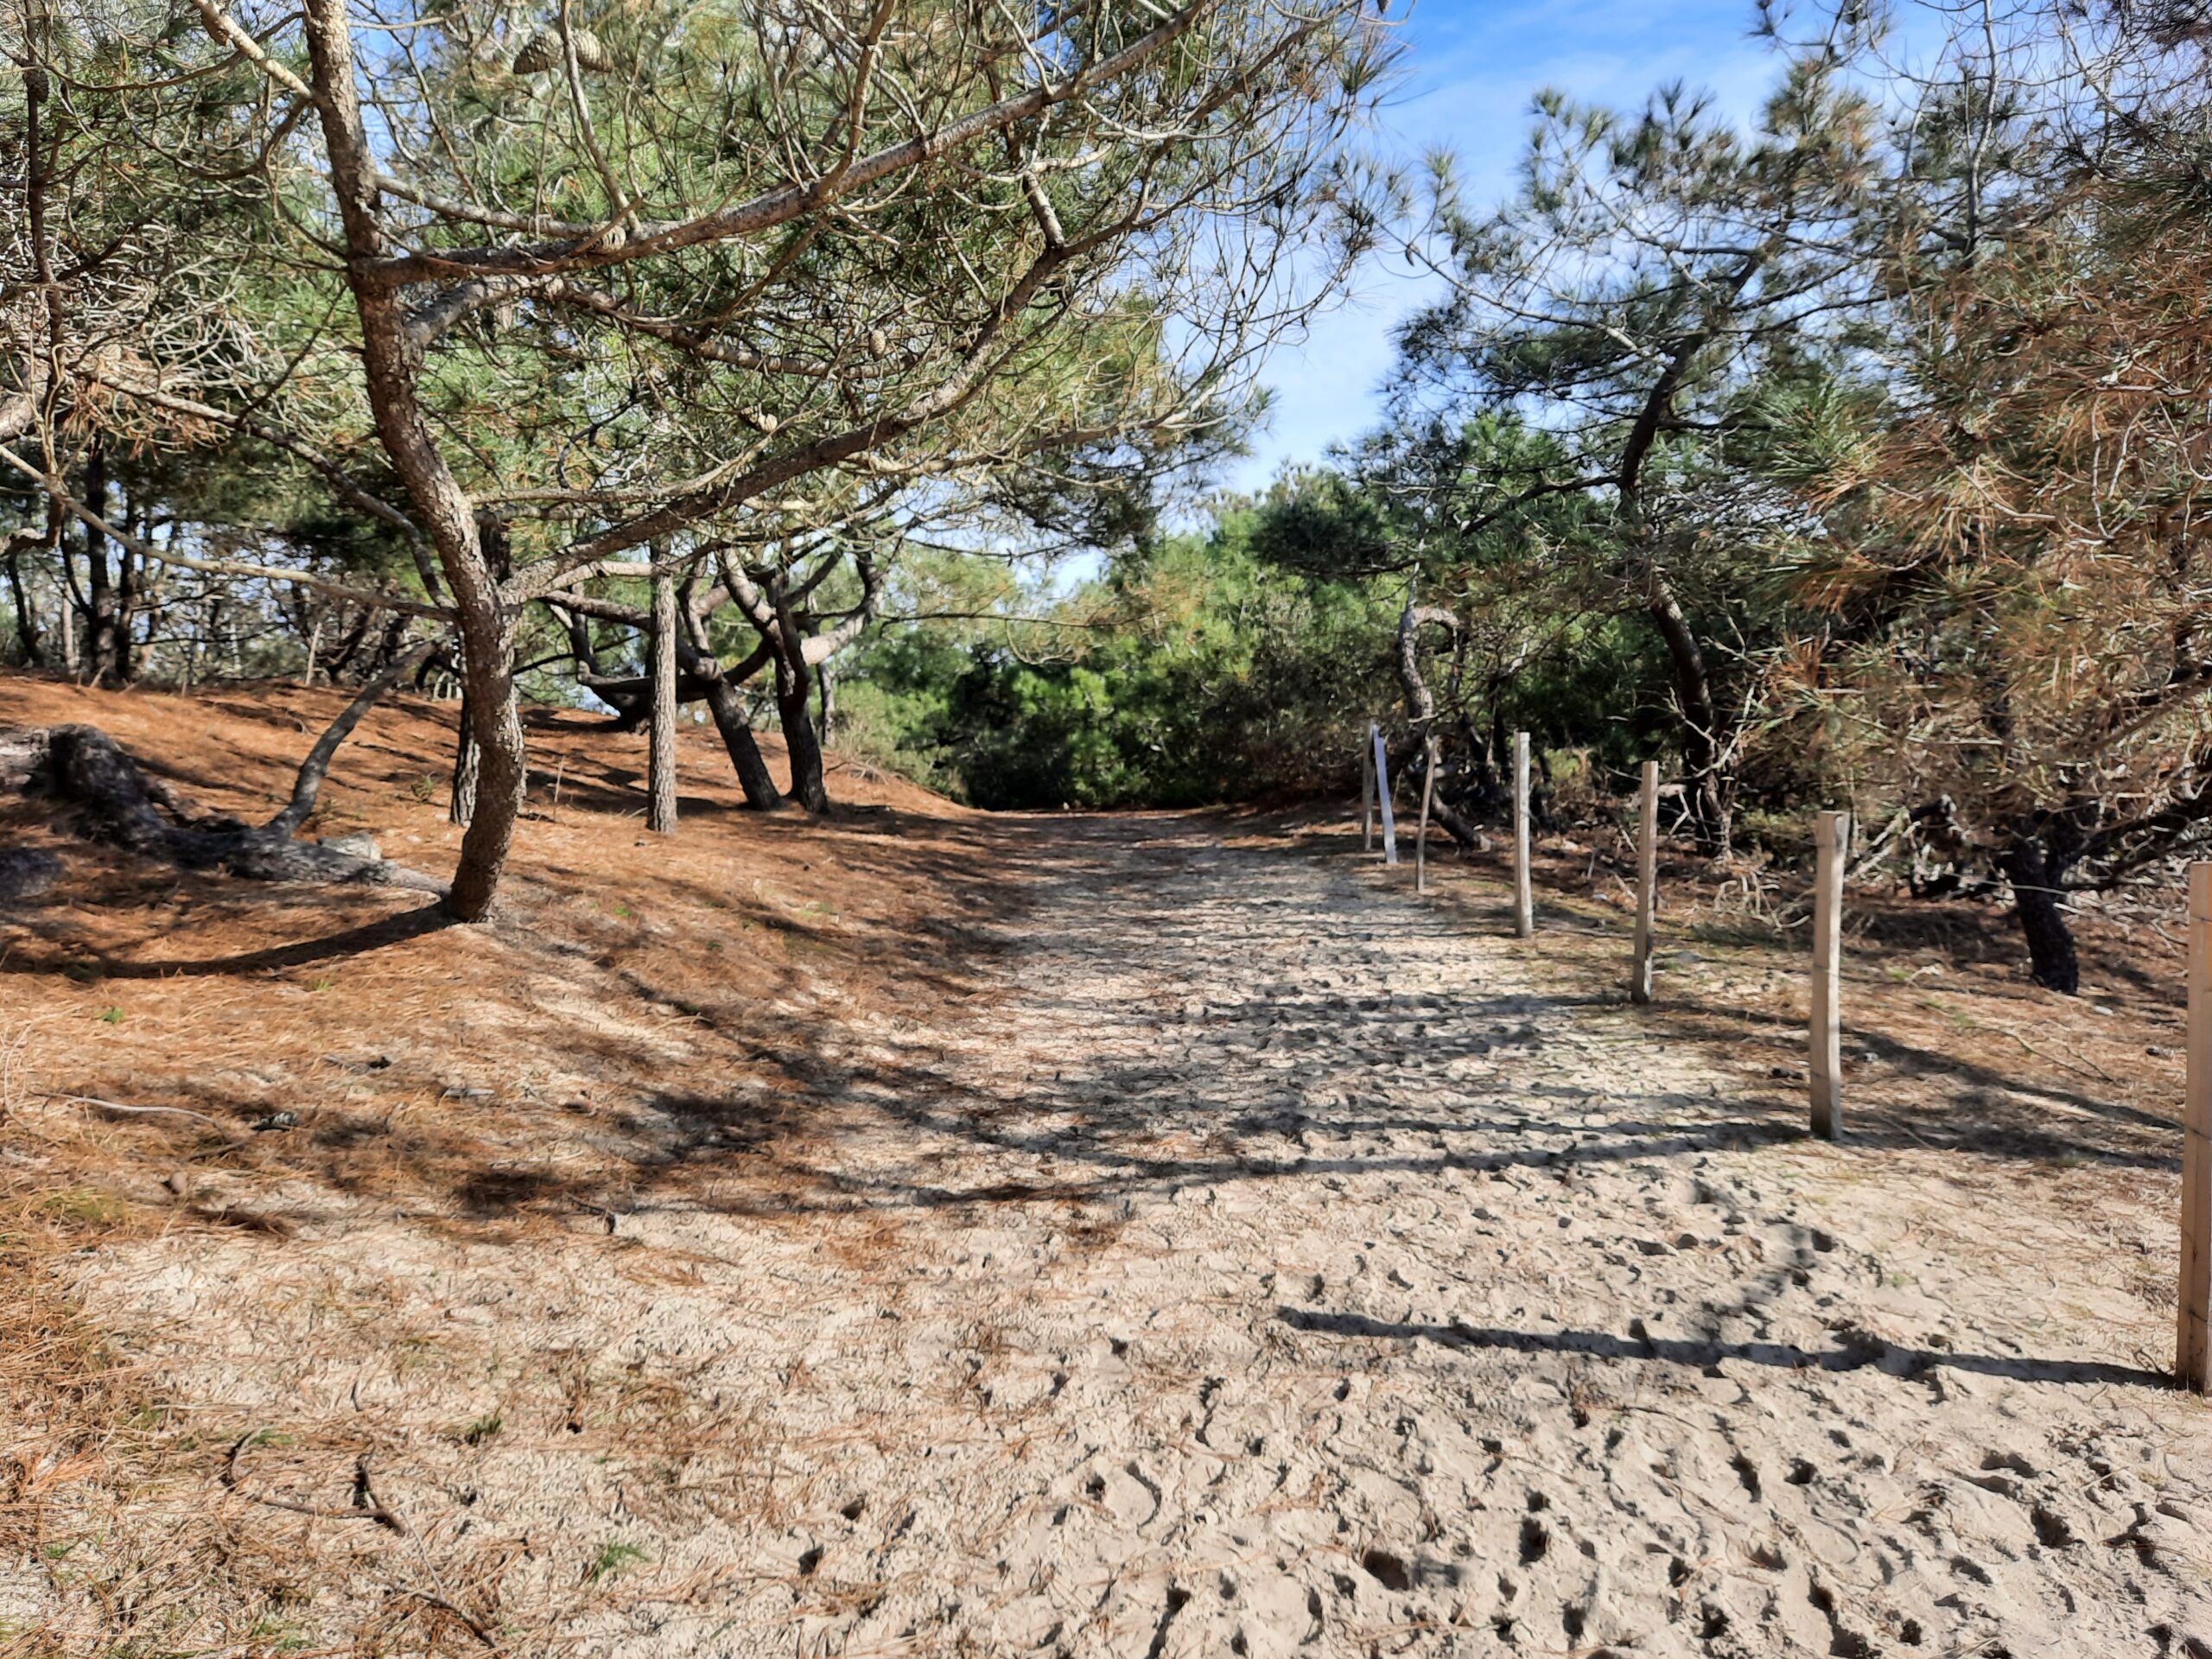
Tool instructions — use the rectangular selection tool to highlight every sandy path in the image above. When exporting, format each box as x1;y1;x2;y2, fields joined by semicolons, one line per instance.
60;817;2212;1656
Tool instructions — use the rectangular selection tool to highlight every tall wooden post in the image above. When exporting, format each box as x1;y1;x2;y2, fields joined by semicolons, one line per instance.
1360;726;1376;854
2182;863;2212;1390
1810;810;1851;1140
647;570;679;836
1373;725;1398;867
1630;760;1657;1005
1512;731;1534;938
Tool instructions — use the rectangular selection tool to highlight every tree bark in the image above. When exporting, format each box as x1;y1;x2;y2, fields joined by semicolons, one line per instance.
449;690;480;826
115;490;139;683
5;547;40;666
1643;573;1732;858
672;605;781;810
302;0;521;921
775;646;830;813
270;642;432;836
701;677;783;809
1395;602;1488;849
83;444;119;686
1997;828;2082;995
647;570;678;834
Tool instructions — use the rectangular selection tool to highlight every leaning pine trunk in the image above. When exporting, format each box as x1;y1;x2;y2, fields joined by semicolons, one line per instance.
303;0;525;922
701;677;783;810
646;571;678;835
776;649;830;814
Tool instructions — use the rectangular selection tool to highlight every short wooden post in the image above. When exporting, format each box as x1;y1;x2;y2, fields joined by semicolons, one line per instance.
1373;725;1399;866
1414;733;1437;893
1512;731;1534;938
1360;727;1376;853
1630;760;1657;1005
1810;810;1851;1141
2181;863;2212;1390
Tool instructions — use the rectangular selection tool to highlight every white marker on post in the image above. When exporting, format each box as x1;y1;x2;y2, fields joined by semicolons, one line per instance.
1373;726;1398;866
1513;731;1534;938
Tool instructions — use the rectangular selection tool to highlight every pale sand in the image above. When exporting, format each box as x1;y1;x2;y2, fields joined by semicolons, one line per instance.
38;817;2212;1655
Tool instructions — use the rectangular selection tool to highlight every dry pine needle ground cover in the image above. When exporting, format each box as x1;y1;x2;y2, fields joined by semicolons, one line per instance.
0;677;2207;1656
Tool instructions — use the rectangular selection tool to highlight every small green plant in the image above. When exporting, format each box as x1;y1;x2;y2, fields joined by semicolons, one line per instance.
309;976;335;993
248;1613;310;1650
407;773;439;804
586;1539;648;1582
39;1188;124;1224
460;1412;503;1446
99;1007;124;1025
611;902;632;919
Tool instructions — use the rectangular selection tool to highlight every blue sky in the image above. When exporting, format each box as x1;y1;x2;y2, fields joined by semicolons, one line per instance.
1225;0;1794;493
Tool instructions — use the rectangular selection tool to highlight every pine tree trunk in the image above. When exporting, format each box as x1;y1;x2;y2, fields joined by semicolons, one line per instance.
58;583;77;677
700;677;783;810
449;690;480;826
776;649;830;813
84;445;119;687
5;550;40;666
1998;831;2081;995
1644;578;1732;858
114;497;139;683
302;0;525;922
647;571;679;835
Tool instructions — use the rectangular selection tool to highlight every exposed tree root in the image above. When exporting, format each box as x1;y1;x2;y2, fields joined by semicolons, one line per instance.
8;657;445;894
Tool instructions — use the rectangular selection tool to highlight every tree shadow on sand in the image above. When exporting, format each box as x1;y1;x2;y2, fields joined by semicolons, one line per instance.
1276;1306;2168;1390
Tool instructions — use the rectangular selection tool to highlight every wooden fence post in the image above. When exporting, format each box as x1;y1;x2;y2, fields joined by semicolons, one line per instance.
2182;862;2212;1390
1810;810;1851;1140
1630;760;1657;1004
1360;727;1376;854
1415;733;1437;893
1373;725;1399;866
1513;731;1534;938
